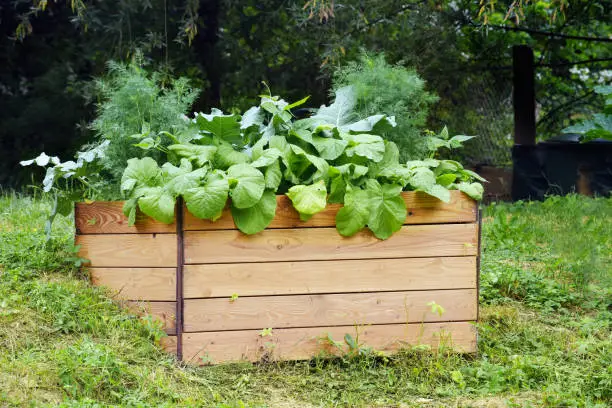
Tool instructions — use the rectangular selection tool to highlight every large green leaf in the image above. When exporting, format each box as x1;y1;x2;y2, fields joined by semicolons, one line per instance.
289;144;330;183
368;141;400;177
162;159;207;197
168;143;217;167
424;184;451;203
311;86;357;127
195;108;242;145
407;167;436;191
121;157;162;196
342;133;386;162
250;148;282;168
227;163;265;209
138;187;176;224
336;186;371;236
328;174;347;204
213;139;250;170
341;114;397;134
183;172;230;220
231;190;277;234
286;180;327;221
264;160;282;190
365;180;407;240
455;182;484;201
311;135;348;160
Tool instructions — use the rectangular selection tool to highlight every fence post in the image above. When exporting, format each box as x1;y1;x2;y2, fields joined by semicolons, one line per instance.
513;45;536;146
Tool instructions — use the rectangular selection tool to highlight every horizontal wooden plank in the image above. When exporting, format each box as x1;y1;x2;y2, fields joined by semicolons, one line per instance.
75;201;176;234
76;234;177;267
90;268;176;301
127;301;176;335
183;289;477;332
183;191;477;231
184;223;478;264
160;335;178;354
184;257;476;298
182;322;477;364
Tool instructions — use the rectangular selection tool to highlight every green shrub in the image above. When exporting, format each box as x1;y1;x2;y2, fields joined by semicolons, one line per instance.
92;58;199;182
332;52;439;160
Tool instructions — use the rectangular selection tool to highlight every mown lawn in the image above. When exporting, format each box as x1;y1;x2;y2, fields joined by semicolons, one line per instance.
0;193;610;407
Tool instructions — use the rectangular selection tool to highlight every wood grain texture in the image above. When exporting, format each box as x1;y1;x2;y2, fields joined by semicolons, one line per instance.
182;321;477;363
160;335;178;354
75;202;176;234
183;191;476;231
76;234;177;267
183;289;477;332
90;268;176;301
127;301;176;334
183;257;477;298
184;223;478;265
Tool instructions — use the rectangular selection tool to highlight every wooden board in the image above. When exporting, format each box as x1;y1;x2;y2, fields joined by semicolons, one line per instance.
184;191;476;231
75;201;176;234
183;289;476;332
76;234;177;267
160;335;178;354
184;223;478;265
90;268;176;301
127;301;176;335
182;321;477;363
183;257;477;298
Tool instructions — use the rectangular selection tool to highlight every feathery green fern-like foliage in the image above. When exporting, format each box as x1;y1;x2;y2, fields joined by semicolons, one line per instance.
332;52;438;161
91;59;199;181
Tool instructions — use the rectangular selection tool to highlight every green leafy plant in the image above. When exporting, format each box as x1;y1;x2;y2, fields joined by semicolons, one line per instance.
120;86;484;240
563;85;612;141
332;52;439;161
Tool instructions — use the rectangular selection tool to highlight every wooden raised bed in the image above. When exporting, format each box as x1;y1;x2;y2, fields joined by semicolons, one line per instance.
75;191;480;364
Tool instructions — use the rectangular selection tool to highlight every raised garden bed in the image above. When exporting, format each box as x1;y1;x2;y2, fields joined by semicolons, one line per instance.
76;190;480;364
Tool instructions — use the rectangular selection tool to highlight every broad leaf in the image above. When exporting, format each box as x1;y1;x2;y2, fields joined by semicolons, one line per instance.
241;106;264;130
286;180;327;221
336;186;371;236
121;157;162;196
123;198;138;226
343;133;386;162
449;135;475;148
251;148;282;168
183;172;230;220
213;139;250;170
407;167;436;191
311;86;357;127
264;160;282;190
162;160;208;197
342;114;396;134
365;180;407;240
168;143;217;167
369;141;400;177
227;164;266;208
231;190;277;234
138;187;175;224
289;144;330;183
195;108;242;145
436;173;457;187
311;135;348;160
328;175;347;204
456;182;484;201
424;184;451;203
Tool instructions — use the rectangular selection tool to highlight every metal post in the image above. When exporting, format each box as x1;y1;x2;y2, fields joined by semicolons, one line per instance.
513;45;536;146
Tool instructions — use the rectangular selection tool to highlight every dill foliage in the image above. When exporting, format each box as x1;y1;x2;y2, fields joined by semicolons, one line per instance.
332;52;438;161
91;59;199;181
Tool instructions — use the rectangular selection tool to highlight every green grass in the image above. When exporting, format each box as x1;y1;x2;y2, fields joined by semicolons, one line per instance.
1;193;610;407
